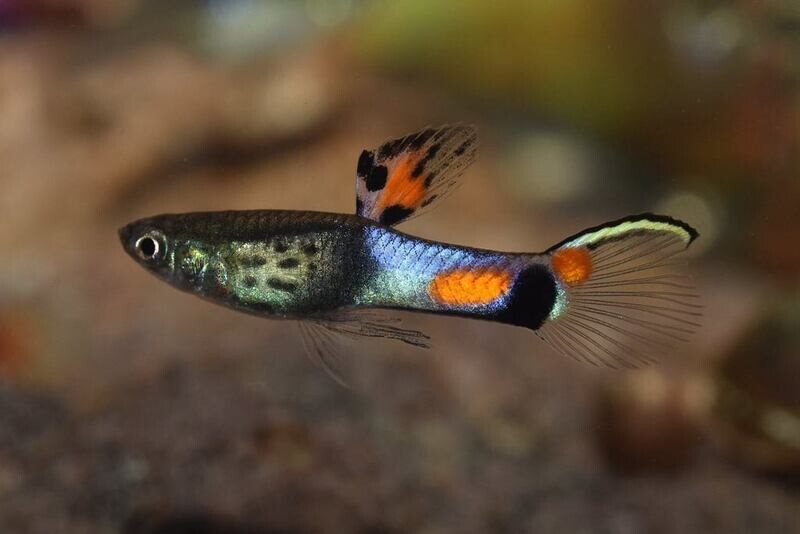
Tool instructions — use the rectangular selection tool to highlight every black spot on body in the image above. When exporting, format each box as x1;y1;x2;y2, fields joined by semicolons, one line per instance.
357;150;373;178
454;140;470;156
366;165;388;192
278;258;300;269
239;256;267;268
267;278;297;293
273;240;288;253
379;204;415;226
496;265;557;330
356;197;364;215
243;275;258;288
308;263;317;271
302;243;318;255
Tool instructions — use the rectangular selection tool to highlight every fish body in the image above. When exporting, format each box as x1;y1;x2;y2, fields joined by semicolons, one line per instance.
121;125;700;369
120;210;366;318
119;209;553;328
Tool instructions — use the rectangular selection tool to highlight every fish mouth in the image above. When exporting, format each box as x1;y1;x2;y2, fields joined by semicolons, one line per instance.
118;223;134;250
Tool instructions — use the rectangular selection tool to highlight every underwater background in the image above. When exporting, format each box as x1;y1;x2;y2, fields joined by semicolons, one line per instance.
0;1;797;532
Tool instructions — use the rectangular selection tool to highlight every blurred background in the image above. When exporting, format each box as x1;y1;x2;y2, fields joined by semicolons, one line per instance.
0;0;798;532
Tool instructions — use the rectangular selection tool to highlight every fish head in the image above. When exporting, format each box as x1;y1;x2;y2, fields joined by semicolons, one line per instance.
119;215;227;297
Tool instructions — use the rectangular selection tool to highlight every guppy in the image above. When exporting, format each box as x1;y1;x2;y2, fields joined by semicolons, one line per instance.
120;125;700;371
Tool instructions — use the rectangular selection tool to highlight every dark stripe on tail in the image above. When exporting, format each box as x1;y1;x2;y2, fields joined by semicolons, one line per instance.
545;213;699;253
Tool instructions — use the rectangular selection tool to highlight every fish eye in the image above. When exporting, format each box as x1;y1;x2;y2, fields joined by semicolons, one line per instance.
134;232;165;261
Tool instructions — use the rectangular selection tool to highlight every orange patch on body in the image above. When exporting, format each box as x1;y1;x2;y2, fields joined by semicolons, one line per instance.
377;153;427;211
429;268;513;306
552;247;592;285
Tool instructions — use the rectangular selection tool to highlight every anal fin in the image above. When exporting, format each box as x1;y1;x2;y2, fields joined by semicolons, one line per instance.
298;311;431;386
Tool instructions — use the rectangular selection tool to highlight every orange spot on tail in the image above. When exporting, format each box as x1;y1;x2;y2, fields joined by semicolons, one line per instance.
429;268;513;306
552;247;592;285
377;153;427;211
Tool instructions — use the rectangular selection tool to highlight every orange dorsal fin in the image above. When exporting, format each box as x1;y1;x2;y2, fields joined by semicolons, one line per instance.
355;125;477;226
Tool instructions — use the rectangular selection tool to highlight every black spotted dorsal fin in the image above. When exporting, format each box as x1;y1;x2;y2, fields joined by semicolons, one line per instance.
355;125;477;226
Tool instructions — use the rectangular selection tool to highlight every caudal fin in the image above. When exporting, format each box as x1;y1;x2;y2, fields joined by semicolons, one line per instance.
537;214;701;369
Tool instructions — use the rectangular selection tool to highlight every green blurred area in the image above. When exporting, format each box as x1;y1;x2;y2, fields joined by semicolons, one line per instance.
360;0;690;133
355;0;795;182
0;0;797;532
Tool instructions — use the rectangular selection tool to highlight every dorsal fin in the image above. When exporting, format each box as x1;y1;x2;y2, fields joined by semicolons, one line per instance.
355;125;477;226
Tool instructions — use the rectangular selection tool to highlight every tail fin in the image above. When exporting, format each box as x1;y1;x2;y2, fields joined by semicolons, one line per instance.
537;214;701;369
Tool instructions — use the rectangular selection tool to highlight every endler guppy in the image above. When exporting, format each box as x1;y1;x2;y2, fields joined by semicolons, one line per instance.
121;125;700;369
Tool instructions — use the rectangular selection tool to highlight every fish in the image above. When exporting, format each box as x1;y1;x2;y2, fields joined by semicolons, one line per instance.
119;125;700;375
